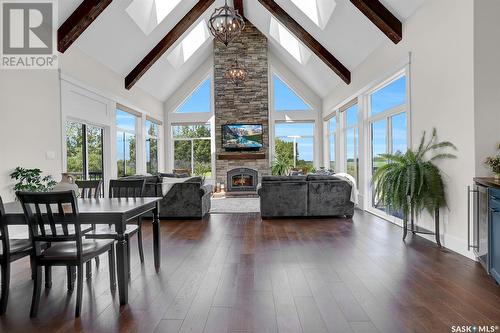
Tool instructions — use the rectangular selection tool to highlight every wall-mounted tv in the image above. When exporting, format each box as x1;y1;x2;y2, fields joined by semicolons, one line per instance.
222;124;263;151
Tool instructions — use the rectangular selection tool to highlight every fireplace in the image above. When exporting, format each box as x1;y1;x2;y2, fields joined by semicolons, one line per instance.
227;168;258;192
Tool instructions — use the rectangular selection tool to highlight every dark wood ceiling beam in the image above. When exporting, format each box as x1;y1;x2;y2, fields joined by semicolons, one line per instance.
350;0;402;44
257;0;350;84
125;0;215;90
234;0;244;18
58;0;113;53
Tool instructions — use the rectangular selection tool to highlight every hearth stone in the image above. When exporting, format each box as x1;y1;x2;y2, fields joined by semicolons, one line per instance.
227;168;258;192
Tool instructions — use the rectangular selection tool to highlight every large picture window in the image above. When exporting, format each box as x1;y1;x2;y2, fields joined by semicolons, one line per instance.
172;124;212;177
116;110;137;177
145;120;159;174
275;122;314;171
368;73;408;216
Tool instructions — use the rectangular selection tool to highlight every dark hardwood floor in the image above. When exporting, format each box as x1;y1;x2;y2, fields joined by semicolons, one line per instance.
1;210;500;333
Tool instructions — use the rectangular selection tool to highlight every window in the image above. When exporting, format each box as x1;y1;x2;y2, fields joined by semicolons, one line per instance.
146;120;159;174
270;17;311;64
368;74;408;216
116;110;137;177
175;78;211;113
172;124;212;177
370;76;406;116
273;75;312;111
275;122;314;170
66;122;104;181
342;102;359;185
126;0;182;35
327;115;337;171
289;0;336;29
167;20;211;67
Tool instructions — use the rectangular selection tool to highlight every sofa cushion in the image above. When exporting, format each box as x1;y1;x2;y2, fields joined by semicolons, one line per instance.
306;175;341;181
261;176;307;182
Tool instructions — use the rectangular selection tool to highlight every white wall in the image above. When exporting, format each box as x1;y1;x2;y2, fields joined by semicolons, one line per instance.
0;47;164;201
323;0;475;258
0;70;62;201
474;0;500;176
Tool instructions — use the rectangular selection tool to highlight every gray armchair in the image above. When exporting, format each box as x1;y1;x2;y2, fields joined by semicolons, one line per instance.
120;175;213;219
306;175;354;217
160;178;213;219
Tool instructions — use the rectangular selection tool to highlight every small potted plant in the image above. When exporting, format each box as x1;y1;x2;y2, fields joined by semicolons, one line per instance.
10;167;57;193
485;144;500;180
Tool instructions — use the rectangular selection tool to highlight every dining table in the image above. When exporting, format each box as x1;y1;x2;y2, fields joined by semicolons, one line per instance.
2;197;162;305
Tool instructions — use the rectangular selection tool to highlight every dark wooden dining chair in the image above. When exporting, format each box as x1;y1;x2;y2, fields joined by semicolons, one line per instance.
85;179;146;275
76;180;103;199
76;180;103;275
0;196;34;315
16;191;116;318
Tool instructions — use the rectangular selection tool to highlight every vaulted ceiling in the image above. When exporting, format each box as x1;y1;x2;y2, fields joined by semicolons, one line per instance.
58;0;424;102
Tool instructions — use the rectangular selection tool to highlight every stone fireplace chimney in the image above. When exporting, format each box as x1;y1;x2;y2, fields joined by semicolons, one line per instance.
213;22;270;185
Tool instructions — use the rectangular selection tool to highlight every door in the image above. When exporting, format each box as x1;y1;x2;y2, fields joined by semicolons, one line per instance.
489;188;500;283
66;121;104;180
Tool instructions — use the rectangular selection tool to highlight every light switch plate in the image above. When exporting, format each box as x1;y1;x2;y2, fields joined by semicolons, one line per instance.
45;151;55;160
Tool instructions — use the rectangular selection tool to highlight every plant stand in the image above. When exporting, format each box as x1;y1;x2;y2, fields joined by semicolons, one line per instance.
403;208;441;247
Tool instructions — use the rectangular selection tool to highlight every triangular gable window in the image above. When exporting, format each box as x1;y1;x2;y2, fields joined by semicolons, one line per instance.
273;75;312;111
175;78;211;113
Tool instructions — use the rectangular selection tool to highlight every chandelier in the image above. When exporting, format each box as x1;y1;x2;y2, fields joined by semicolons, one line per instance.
225;57;248;86
208;0;245;46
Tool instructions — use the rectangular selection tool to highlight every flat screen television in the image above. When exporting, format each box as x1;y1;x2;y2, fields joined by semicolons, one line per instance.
222;124;263;151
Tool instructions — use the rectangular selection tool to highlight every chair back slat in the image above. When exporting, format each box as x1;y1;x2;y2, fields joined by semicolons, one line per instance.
45;203;58;236
76;180;103;199
0;196;9;258
16;191;83;258
109;179;145;199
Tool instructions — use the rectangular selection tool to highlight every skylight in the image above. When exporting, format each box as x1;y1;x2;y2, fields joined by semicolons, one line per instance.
270;17;311;64
167;20;211;68
289;0;336;30
126;0;182;35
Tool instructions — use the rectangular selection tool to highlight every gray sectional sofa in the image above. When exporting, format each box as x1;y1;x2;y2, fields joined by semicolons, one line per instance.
121;175;213;219
257;175;354;218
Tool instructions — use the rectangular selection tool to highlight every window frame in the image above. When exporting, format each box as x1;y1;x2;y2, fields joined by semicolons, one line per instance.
116;109;138;178
65;121;105;181
365;69;411;225
341;99;360;186
171;123;213;178
274;121;316;169
325;112;338;171
145;119;160;175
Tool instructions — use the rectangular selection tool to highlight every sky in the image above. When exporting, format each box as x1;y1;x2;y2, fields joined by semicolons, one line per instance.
273;75;311;111
176;79;211;113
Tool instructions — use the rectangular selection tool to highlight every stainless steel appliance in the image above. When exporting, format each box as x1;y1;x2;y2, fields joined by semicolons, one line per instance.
468;184;489;272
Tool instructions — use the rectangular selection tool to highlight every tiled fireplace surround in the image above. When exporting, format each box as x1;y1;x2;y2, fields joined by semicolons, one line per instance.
214;22;271;186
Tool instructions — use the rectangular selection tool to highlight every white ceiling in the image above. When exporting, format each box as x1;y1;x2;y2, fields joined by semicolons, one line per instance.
58;0;424;102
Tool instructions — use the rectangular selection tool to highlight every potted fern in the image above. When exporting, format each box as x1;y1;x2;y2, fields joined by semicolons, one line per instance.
372;128;457;245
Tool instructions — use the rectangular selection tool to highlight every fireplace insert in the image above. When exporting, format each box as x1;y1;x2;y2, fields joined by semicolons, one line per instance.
227;168;258;192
